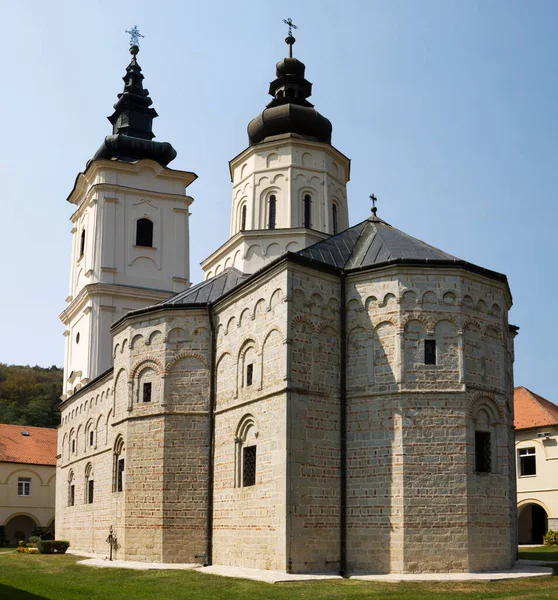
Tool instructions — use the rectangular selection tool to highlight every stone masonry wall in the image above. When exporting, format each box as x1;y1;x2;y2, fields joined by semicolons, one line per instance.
212;268;288;570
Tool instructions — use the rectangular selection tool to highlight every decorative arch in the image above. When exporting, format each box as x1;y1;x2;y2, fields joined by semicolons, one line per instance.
252;298;267;320
269;288;283;311
291;314;317;333
239;308;251;328
165;351;209;374
130;357;164;380
4;468;44;486
147;329;163;346
3;512;39;527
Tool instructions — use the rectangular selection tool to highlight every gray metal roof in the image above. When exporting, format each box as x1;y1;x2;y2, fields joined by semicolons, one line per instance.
159;268;250;306
297;217;460;270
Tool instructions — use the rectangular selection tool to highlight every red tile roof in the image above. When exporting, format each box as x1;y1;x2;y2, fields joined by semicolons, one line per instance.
0;424;57;466
514;387;558;430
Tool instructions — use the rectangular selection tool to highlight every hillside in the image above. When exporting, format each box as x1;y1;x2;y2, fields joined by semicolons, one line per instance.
0;364;62;428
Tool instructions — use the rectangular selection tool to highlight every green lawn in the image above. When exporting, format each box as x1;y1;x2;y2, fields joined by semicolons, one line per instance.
1;551;558;600
519;545;558;562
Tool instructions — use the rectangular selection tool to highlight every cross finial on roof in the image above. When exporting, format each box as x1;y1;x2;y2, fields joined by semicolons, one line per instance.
370;193;378;216
283;18;298;58
125;25;144;48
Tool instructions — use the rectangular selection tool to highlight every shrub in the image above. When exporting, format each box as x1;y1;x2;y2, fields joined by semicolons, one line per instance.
31;526;54;540
37;540;70;554
544;530;558;546
28;536;41;546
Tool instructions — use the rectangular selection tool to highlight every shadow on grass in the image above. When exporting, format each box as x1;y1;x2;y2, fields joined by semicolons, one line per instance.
0;583;50;599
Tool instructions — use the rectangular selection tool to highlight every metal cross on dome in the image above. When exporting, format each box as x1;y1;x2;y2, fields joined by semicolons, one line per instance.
283;18;298;58
125;25;144;47
370;193;378;216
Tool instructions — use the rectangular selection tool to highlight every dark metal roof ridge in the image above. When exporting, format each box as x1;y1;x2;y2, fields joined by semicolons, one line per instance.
58;366;114;409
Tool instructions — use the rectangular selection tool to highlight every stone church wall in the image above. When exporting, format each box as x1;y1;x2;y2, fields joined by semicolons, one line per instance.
344;267;514;573
212;268;289;570
287;266;342;573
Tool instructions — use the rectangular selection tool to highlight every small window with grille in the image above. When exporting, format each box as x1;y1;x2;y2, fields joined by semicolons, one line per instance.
475;431;491;473
143;382;152;403
246;363;253;387
117;459;125;492
424;339;436;365
519;447;536;476
243;445;257;487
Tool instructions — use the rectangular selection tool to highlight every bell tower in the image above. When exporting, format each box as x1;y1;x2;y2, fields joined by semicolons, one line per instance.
60;35;197;398
202;24;350;278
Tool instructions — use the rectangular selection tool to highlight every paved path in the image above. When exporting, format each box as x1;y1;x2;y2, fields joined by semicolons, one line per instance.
71;552;553;583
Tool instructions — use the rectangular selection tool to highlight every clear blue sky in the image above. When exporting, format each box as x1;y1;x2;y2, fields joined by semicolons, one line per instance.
0;1;556;400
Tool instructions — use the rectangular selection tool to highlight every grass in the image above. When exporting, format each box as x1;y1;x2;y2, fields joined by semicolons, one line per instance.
519;545;558;562
0;551;558;600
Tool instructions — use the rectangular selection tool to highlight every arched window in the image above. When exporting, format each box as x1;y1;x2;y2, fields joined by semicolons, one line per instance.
85;463;94;504
268;195;276;230
332;204;338;235
136;218;153;247
68;470;75;507
113;437;125;492
79;230;85;258
471;398;501;474
235;415;258;488
303;194;312;228
240;205;247;231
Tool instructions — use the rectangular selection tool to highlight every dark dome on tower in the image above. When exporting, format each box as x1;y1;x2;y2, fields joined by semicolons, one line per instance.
247;39;332;146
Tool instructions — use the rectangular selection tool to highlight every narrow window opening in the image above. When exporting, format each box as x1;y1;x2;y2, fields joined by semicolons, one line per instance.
79;230;85;258
277;90;284;99
332;204;338;235
117;458;125;492
268;195;276;230
424;339;436;365
243;445;257;487
303;194;311;228
519;447;536;476
246;363;253;387
136;218;154;247
475;431;491;473
69;484;75;507
286;88;295;97
143;382;152;403
241;205;247;231
17;477;31;497
89;430;94;446
88;479;94;504
72;439;76;453
75;332;80;344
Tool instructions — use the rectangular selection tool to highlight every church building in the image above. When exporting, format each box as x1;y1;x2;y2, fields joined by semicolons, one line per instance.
56;29;517;574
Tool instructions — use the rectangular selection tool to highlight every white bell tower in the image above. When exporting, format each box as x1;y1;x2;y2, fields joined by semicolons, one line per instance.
60;40;196;398
202;30;350;278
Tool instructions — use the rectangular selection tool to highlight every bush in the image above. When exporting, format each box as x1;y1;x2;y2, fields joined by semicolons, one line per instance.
28;536;41;547
544;530;558;546
37;540;70;554
31;526;54;540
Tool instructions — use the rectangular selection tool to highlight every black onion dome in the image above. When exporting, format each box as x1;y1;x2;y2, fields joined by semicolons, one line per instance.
247;53;332;145
92;45;177;167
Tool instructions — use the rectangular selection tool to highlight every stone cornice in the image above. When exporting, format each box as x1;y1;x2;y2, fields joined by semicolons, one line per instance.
59;282;172;324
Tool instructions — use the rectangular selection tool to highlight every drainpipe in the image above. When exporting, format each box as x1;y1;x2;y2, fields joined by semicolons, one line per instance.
339;272;347;576
206;303;216;566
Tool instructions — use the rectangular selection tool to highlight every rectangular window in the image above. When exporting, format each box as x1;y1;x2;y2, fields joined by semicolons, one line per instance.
519;447;536;476
475;431;491;473
143;382;152;403
424;339;436;365
90;430;94;446
88;479;94;504
69;484;75;507
243;446;257;487
246;363;253;387
72;439;76;453
17;477;31;497
117;458;125;492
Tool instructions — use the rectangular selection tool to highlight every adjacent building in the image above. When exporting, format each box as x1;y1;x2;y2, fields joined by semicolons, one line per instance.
56;33;517;574
0;424;57;545
515;386;558;544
